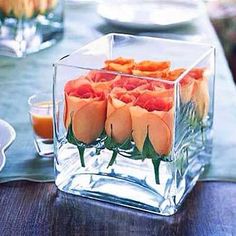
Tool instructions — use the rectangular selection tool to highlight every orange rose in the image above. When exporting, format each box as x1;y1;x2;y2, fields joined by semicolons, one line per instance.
188;68;204;80
130;91;174;155
192;76;209;119
166;68;195;104
186;68;209;119
105;88;139;144
86;70;117;94
104;57;135;74
64;79;107;144
111;75;148;91
132;60;170;78
0;0;58;18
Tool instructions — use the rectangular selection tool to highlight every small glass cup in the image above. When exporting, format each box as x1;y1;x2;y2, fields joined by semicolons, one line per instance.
28;93;54;157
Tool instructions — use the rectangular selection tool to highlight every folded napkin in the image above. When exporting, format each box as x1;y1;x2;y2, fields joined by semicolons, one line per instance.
0;122;54;183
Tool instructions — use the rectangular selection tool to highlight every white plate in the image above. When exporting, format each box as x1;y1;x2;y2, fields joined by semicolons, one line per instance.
0;119;16;172
97;0;205;30
67;0;101;5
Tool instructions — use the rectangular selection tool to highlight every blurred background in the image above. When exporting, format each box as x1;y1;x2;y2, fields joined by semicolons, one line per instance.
68;0;236;82
207;0;236;83
1;0;236;81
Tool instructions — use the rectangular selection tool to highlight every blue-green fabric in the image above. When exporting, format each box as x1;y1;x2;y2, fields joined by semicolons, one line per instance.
0;4;236;183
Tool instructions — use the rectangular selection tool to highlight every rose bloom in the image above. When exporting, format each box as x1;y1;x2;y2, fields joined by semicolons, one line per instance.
165;67;209;119
64;78;107;144
165;68;195;104
132;60;170;78
111;75;149;91
104;57;135;74
105;87;139;144
86;70;117;94
0;0;58;18
190;68;209;119
130;90;174;155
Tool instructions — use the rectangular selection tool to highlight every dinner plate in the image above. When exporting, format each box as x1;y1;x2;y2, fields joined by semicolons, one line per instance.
97;0;205;30
67;0;101;4
0;119;16;172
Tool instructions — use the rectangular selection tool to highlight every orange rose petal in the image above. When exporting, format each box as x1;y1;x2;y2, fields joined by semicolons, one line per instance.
93;82;112;94
132;60;170;79
104;57;135;74
134;60;171;71
180;79;195;104
64;78;105;129
64;95;90;129
112;75;148;91
148;112;172;155
192;76;209;119
132;69;169;78
105;88;135;143
87;70;116;83
110;87;139;104
188;68;204;80
106;63;133;74
156;108;174;134
64;79;93;128
166;68;186;81
130;106;172;155
134;91;173;112
165;68;195;104
64;77;89;94
72;100;107;144
105;57;134;65
105;98;132;144
86;70;117;94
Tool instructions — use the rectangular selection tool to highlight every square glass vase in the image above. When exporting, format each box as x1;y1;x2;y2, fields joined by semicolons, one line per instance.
53;33;215;216
0;0;64;57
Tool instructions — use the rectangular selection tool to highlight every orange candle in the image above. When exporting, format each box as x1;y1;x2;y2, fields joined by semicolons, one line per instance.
31;114;53;139
30;101;53;139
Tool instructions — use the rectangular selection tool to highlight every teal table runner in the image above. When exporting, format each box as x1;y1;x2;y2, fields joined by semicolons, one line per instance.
0;4;236;183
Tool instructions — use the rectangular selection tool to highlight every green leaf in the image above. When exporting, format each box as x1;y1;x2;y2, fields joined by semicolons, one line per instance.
104;135;117;150
119;137;133;150
66;123;76;145
142;128;157;160
99;129;107;141
129;146;143;159
127;155;143;160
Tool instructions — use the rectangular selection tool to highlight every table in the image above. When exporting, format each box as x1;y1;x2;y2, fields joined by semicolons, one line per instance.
0;181;235;235
0;3;236;236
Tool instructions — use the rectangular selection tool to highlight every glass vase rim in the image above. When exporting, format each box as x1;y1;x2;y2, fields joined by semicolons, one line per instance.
53;33;215;85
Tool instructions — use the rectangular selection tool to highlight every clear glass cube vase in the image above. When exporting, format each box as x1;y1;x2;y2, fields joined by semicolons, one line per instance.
0;0;64;57
53;34;215;216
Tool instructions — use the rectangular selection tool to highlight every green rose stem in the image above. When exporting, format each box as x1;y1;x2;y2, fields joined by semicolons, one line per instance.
67;121;86;168
107;151;118;168
142;126;164;184
201;125;205;144
152;158;161;185
105;125;119;168
77;146;85;168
